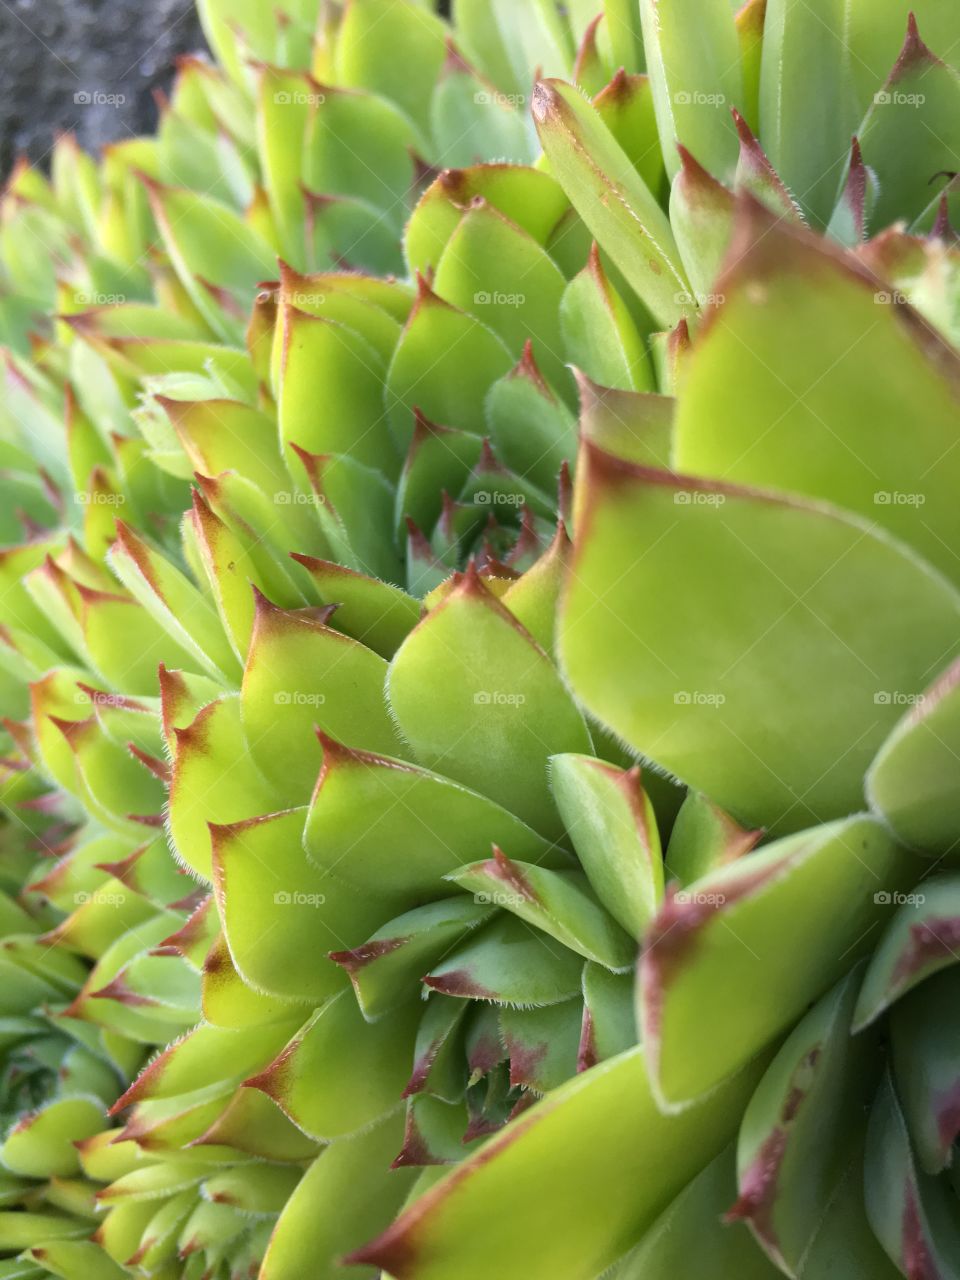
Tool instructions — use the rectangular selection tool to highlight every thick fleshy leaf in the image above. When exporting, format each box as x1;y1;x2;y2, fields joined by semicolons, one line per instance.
168;694;282;878
277;305;400;479
260;1114;417;1280
638;0;741;182
0;1097;105;1178
305;735;557;899
448;849;634;969
858;19;960;231
335;0;446;136
574;371;673;468
665;791;762;886
669;146;735;302
579;963;637;1069
757;0;857;226
561;443;960;833
620;1147;781;1279
246;991;420;1140
424;913;584;1007
550;754;663;938
348;1045;765;1280
853;874;960;1030
289;556;420;658
867;658;960;856
432;198;570;394
404;166;569;279
387;565;591;840
195;1084;318;1162
673;199;960;588
865;1071;960;1278
640;815;913;1106
890;967;960;1175
240;590;403;797
385;279;513;447
485;345;577;494
142;178;274;338
500;1000;581;1093
212;807;383;1002
729;969;880;1272
559;245;653;392
532;79;691;328
331;897;491;1020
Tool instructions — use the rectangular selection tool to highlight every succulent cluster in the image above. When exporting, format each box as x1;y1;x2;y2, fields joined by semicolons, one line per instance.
0;0;958;1278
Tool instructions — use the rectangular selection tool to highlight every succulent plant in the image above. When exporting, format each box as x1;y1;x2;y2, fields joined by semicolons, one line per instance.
0;0;959;1278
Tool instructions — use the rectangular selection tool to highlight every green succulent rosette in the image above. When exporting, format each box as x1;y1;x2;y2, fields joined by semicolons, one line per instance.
0;0;958;1278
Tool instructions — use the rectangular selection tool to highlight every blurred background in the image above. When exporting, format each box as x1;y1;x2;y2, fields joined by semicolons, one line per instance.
0;0;207;178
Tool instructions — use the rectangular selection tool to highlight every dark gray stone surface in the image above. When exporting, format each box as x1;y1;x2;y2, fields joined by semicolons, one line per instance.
0;0;207;178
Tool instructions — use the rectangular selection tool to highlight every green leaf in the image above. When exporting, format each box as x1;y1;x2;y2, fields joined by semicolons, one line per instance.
853;873;960;1030
574;370;673;468
211;806;383;1003
141;177;275;338
639;815;913;1106
485;345;577;493
404;166;569;280
448;849;635;969
334;0;447;137
758;0;858;227
619;1148;782;1280
290;555;420;658
561;443;960;833
385;279;513;447
247;991;420;1140
0;1098;105;1178
579;963;637;1067
429;51;536;169
674;199;960;588
168;694;283;878
638;0;742;182
532;79;691;328
331;898;491;1020
432;198;570;394
240;590;403;799
858;19;960;231
387;565;592;841
260;1115;417;1280
348;1045;766;1280
665;790;762;887
550;754;663;938
730;969;880;1272
499;1000;582;1092
865;1071;960;1278
559;244;654;391
867;658;960;856
424;913;584;1006
890;967;960;1175
304;735;557;900
277;305;400;479
669;146;735;301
